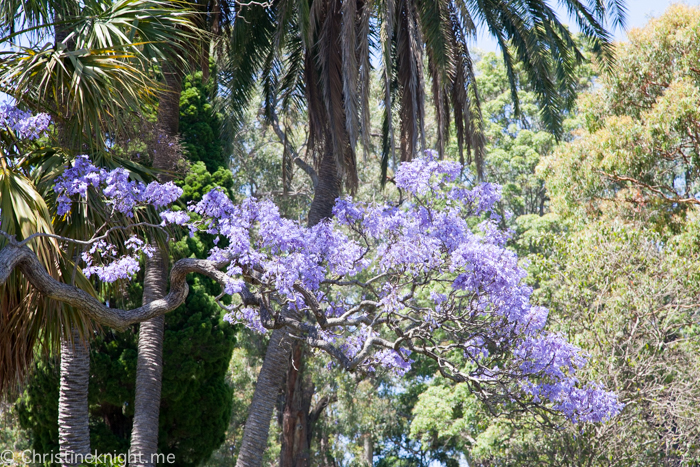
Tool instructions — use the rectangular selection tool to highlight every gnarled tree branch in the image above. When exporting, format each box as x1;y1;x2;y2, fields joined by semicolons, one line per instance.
0;242;230;331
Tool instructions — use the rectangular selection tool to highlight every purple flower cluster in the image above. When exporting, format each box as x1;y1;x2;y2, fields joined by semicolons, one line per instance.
394;150;461;195
80;237;155;282
54;156;182;217
0;104;51;140
523;379;625;423
55;155;623;423
189;190;366;300
223;306;266;334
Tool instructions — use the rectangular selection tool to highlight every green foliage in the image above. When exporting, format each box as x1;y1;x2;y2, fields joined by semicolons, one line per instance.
180;68;227;173
410;383;484;459
470;50;593;234
178;161;235;204
470;6;700;465
503;222;700;466
540;5;700;233
15;359;60;455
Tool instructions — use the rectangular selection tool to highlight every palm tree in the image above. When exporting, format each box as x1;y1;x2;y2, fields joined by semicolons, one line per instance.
0;1;201;464
223;0;626;465
128;3;234;465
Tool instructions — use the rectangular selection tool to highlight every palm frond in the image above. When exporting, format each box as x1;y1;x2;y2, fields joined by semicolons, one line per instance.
357;0;372;162
0;163;94;395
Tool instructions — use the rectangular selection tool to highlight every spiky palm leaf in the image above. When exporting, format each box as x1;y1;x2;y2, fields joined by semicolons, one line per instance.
0;0;204;395
0;153;97;395
0;0;204;149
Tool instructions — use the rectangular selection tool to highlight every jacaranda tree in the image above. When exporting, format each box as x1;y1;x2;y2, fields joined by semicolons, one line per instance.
1;108;622;467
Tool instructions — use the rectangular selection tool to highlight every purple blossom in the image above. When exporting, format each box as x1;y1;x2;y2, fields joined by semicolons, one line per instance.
83;256;141;282
160;210;190;225
450;182;502;215
394;150;462;195
333;197;365;225
54;157;182;217
224;307;266;334
515;334;588;380
52;155;622;424
0;105;51;140
80;236;155;283
523;379;624;423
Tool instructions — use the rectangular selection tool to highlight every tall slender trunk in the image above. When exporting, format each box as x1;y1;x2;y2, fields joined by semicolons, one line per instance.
236;147;340;467
130;252;168;467
59;329;90;467
362;434;373;466
129;62;182;467
54;11;91;463
235;326;294;467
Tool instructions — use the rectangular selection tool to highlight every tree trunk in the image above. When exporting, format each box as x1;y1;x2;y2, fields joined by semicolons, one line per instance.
308;146;342;227
129;58;182;466
280;343;314;467
130;246;168;467
236;147;340;467
235;326;293;467
153;65;183;172
55;10;91;464
362;434;373;466
58;329;90;467
318;428;337;467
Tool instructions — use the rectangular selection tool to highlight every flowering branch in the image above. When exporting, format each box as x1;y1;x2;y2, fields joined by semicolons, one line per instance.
16;222;169;248
1;143;624;424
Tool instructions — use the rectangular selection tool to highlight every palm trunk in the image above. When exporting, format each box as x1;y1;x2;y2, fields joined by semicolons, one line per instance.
236;147;339;467
308;146;341;227
54;11;91;463
58;329;90;467
129;62;181;466
129;235;168;467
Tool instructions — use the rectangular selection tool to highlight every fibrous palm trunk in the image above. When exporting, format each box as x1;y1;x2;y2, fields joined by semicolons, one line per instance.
130;252;168;467
129;64;182;467
58;329;90;466
54;11;92;463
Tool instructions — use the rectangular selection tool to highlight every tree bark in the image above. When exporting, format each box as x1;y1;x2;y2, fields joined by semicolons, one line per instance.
362;434;373;466
235;326;294;467
279;342;314;467
130;251;168;467
58;329;90;467
129;60;182;466
308;147;341;227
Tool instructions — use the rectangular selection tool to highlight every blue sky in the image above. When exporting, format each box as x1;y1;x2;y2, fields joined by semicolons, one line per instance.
474;0;700;52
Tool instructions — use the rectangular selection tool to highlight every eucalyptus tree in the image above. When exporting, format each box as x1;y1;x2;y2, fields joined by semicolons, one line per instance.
223;0;626;464
0;1;201;464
